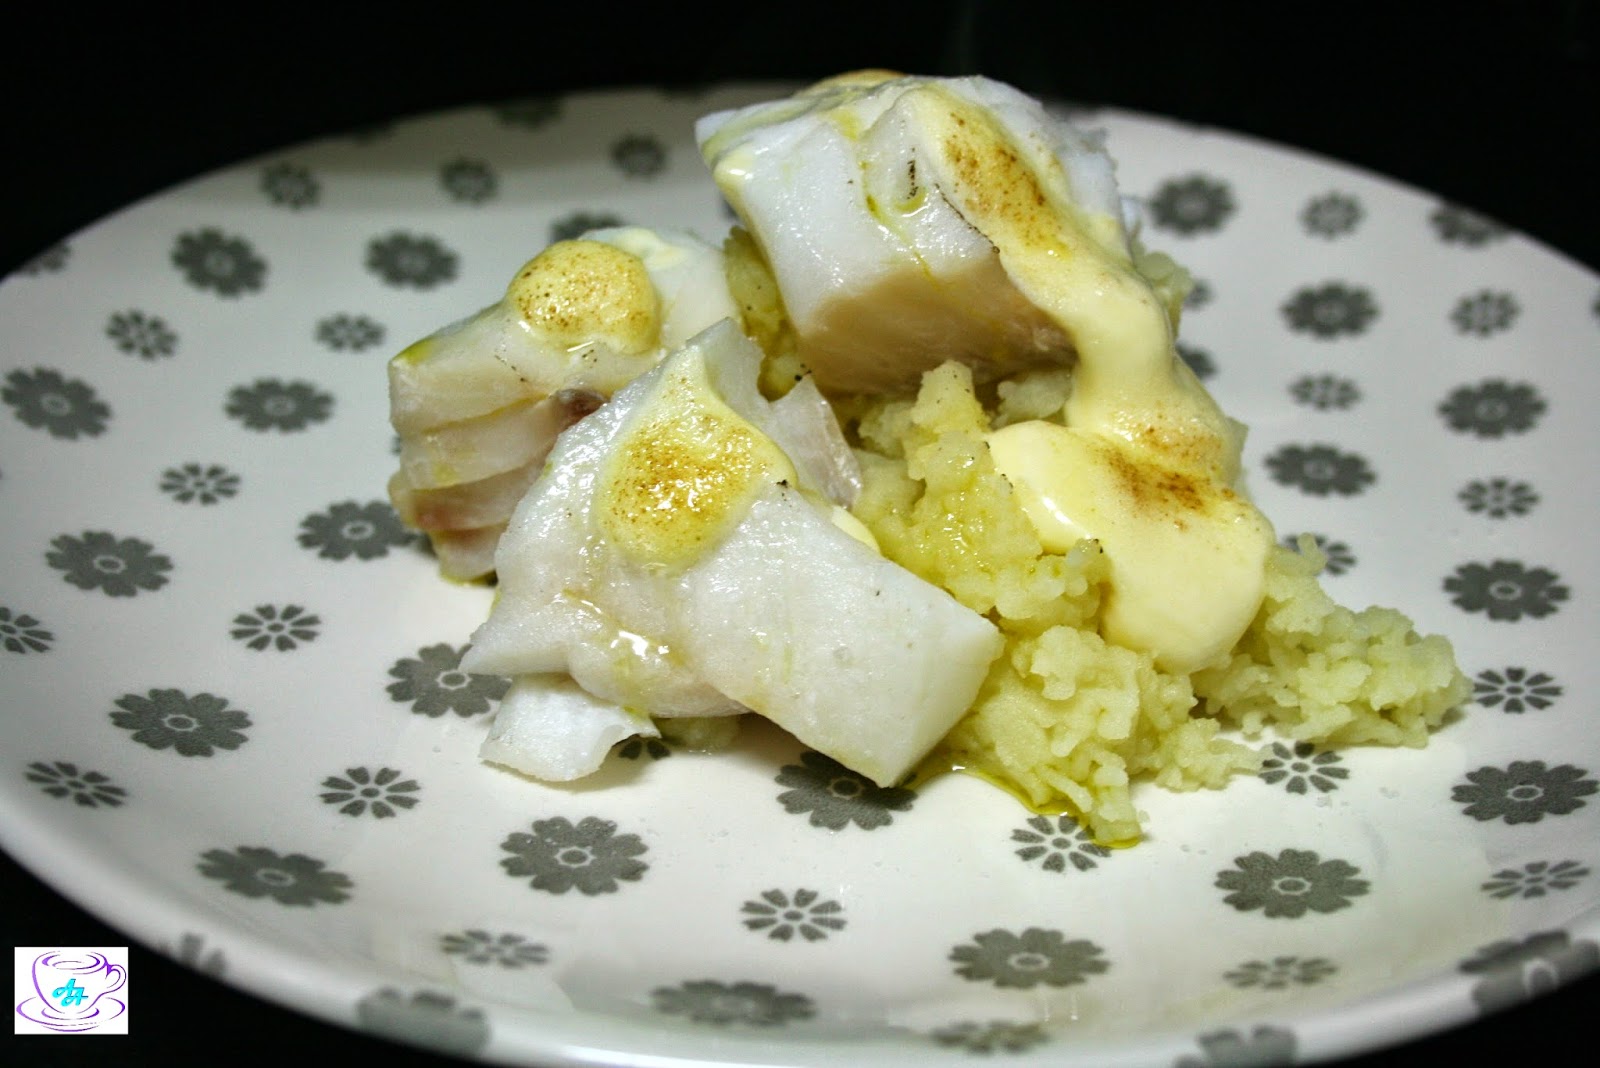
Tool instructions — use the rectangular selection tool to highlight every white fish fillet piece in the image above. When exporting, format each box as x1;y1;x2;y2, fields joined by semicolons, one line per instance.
461;319;1002;786
480;675;659;782
389;225;738;434
425;524;505;583
697;74;1273;674
764;376;862;507
387;225;740;575
695;72;1131;394
388;462;542;533
397;392;584;490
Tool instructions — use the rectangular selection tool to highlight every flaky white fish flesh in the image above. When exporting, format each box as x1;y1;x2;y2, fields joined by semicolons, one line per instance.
479;674;660;782
695;72;1140;394
461;319;1002;785
386;225;740;578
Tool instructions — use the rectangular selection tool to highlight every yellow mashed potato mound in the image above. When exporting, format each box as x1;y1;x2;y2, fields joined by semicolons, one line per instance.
844;361;1470;846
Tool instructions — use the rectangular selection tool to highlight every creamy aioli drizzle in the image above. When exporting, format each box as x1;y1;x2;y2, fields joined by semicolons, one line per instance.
596;349;797;569
911;83;1274;672
707;73;1275;673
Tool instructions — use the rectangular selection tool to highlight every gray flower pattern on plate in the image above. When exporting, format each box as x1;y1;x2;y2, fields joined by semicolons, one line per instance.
1147;175;1235;235
440;158;497;204
25;761;127;808
951;927;1109;989
315;313;386;352
1459;931;1600;1015
1452;761;1597;823
1177;343;1216;380
1223;956;1337;990
651;980;814;1026
1473;667;1561;713
111;689;250;756
1176;1026;1297;1068
1481;861;1590;900
741;888;846;942
1439;379;1546;437
1444;560;1568;621
774;751;915;830
1264;444;1375;496
226;378;333;432
231;604;320;651
616;736;671;761
169;932;226;977
1301;192;1362;238
1258;741;1349;794
261;162;320;209
1430;203;1508;246
1289;374;1360;411
1282;282;1378;338
611;134;667;178
494;96;561;128
4;368;110;439
298;499;413;561
47;531;172;596
1282;533;1355;576
319;766;420;818
386;642;509;716
1215;849;1369;918
18;242;69;275
550;211;624;243
1185;277;1213;310
197;846;352;906
342;119;395;142
0;606;52;654
500;816;648;895
931;1020;1048;1055
1459;477;1538;518
106;309;178;359
1451;290;1519;336
439;930;548;968
1011;814;1111;873
356;988;489;1057
365;232;458;289
160;462;240;505
171;228;267;296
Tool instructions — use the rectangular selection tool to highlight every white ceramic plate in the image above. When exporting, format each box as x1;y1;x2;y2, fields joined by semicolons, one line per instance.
2;84;1597;1067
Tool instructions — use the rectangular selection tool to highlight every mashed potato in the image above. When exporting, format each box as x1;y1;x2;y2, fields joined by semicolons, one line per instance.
841;358;1469;845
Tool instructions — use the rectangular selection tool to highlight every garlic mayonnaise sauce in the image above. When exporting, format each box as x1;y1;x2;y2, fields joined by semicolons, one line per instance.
704;73;1275;673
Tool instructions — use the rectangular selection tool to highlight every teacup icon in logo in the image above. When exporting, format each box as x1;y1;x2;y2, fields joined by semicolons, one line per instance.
16;950;128;1032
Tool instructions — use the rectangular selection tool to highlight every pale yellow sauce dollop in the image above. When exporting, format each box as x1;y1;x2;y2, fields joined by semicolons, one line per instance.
506;239;660;354
894;82;1276;672
596;350;797;569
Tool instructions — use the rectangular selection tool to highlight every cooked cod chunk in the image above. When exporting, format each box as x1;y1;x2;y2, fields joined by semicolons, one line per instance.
697;70;1135;394
389;226;737;433
386;226;739;578
461;318;1003;786
479;674;660;782
699;72;1275;674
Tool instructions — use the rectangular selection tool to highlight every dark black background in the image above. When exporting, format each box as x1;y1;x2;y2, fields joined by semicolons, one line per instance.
4;3;1596;1065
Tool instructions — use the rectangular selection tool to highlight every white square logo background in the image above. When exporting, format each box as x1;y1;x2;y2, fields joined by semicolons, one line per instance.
13;946;130;1036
